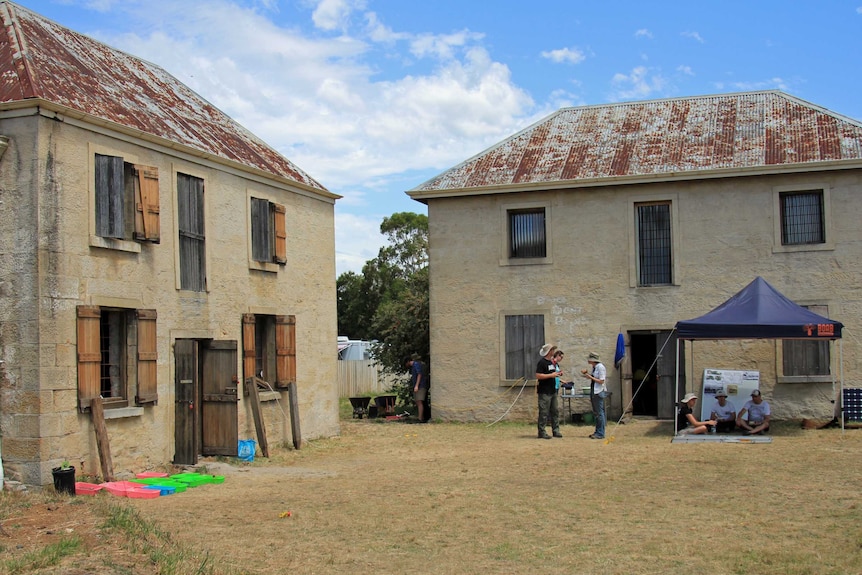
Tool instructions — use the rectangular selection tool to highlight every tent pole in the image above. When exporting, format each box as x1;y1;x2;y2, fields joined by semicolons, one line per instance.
674;338;680;435
841;339;845;433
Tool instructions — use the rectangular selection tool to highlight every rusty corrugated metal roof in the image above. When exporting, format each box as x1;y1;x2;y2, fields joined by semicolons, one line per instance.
410;91;862;196
0;1;331;195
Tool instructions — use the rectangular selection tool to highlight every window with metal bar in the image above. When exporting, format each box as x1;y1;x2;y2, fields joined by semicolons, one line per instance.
636;202;672;286
508;208;546;258
99;309;127;400
780;191;824;245
505;314;545;380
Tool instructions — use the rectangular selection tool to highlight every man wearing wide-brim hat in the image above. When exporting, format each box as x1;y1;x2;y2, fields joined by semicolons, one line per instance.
535;343;563;439
581;352;608;439
709;388;737;433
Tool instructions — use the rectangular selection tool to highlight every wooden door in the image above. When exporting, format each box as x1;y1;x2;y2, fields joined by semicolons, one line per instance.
657;330;685;419
201;340;239;456
174;339;198;465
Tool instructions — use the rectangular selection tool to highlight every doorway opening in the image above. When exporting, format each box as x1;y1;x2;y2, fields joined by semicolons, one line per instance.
630;333;658;416
627;330;685;419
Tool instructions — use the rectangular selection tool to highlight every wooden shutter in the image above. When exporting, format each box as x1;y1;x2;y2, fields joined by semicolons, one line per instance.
272;203;287;264
77;305;101;411
242;314;257;385
134;164;160;243
95;155;125;239
276;315;296;388
136;309;158;404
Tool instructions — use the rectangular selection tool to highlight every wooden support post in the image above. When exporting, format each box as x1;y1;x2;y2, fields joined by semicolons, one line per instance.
245;377;269;458
287;382;302;450
89;397;114;482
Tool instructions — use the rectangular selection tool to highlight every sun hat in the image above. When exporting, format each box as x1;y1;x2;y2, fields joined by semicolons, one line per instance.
750;389;762;397
681;392;698;403
587;352;600;361
539;343;555;357
715;389;728;398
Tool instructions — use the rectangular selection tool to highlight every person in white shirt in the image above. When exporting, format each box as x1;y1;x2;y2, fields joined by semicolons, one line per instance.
736;389;771;435
582;352;607;439
709;389;737;433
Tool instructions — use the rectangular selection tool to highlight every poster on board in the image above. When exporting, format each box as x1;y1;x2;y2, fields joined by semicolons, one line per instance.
700;369;760;420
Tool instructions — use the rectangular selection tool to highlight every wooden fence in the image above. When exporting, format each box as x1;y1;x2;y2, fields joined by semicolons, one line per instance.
337;360;401;397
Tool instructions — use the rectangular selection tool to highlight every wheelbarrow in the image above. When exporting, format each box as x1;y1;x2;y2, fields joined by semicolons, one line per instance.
349;397;371;419
373;395;397;417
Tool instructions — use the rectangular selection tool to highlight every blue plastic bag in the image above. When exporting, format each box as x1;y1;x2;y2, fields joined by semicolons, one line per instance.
238;439;256;462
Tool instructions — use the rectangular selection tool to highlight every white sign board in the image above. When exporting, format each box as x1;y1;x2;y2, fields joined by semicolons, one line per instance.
700;369;760;420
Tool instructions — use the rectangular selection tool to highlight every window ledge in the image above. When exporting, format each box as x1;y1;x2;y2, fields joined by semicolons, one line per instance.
501;379;537;387
89;235;141;253
259;391;281;402
778;376;833;384
772;242;834;254
103;406;144;419
248;260;279;273
500;257;553;267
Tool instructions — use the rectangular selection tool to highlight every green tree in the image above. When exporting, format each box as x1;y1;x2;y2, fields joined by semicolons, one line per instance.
336;212;430;403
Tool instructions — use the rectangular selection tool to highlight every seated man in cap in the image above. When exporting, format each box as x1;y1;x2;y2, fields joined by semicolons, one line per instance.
736;389;771;435
708;389;737;433
676;393;716;435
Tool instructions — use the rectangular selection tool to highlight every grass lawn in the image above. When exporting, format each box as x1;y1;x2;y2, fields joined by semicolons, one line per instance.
3;416;861;574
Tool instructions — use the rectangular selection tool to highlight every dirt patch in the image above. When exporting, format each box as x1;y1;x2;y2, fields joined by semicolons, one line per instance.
4;418;862;574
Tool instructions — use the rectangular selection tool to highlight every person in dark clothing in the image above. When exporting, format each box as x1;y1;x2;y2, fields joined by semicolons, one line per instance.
676;393;716;435
535;343;563;439
406;354;429;422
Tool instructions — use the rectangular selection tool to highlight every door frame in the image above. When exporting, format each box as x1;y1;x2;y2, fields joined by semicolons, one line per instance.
622;328;685;419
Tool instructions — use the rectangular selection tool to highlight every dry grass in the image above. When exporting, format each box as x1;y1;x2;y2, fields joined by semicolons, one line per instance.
4;418;862;574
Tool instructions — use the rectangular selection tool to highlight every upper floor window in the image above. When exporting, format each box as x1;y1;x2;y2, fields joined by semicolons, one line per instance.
508;208;546;259
177;173;207;292
504;314;544;380
780;191;824;245
635;202;672;286
94;154;160;243
250;197;287;264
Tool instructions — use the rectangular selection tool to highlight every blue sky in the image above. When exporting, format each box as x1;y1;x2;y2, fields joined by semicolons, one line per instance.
15;0;862;275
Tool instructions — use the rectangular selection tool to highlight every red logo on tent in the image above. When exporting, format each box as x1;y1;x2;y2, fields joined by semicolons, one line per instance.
804;324;814;336
817;324;834;337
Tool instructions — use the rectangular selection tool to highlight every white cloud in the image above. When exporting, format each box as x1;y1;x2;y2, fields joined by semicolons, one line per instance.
364;11;409;43
677;65;694;76
715;77;790;92
857;6;862;13
311;0;365;32
540;47;586;65
634;29;653;39
609;66;667;101
335;211;382;276
409;30;485;60
681;31;705;43
71;0;538;273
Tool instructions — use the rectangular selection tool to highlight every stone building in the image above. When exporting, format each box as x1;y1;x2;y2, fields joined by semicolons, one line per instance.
408;91;862;424
0;1;340;485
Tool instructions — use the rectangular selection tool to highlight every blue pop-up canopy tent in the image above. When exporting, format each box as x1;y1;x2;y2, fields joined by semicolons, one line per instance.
674;277;844;432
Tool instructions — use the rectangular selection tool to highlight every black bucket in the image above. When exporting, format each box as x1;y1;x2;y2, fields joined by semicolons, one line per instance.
52;466;76;495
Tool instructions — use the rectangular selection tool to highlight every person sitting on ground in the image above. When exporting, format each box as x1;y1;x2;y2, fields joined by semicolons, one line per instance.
709;389;737;433
736;389;771;435
676;392;716;435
